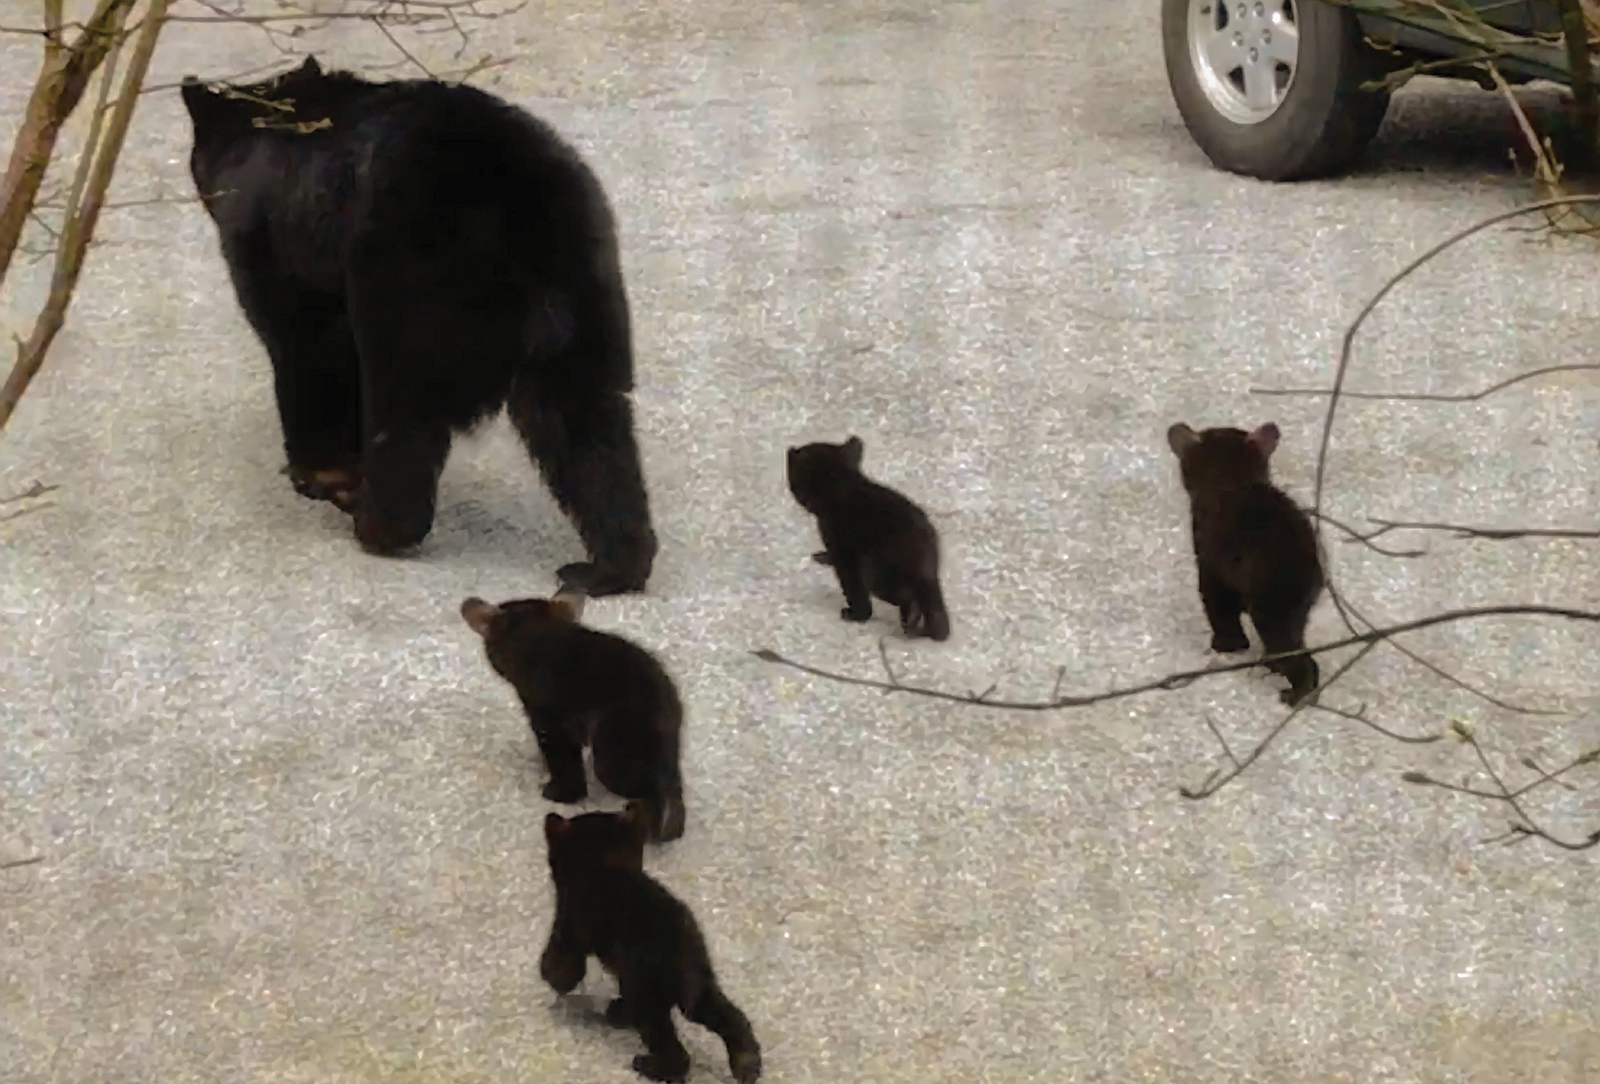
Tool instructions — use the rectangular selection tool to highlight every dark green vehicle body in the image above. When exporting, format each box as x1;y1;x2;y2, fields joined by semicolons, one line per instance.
1163;1;1596;180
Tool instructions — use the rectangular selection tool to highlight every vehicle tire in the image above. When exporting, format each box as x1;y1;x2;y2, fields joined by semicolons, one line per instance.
1161;0;1392;181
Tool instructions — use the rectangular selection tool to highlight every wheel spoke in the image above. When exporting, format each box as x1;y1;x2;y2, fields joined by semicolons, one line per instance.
1262;21;1299;67
1241;61;1279;111
1202;27;1241;78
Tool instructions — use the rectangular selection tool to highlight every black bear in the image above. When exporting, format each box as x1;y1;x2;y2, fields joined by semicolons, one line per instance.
1167;421;1324;705
178;56;657;595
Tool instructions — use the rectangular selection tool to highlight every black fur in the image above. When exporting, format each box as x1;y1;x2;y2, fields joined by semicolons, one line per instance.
787;436;950;640
1167;421;1324;705
461;594;686;841
178;56;656;594
541;806;762;1083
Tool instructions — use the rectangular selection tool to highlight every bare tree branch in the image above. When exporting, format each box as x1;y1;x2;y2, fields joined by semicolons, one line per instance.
753;604;1600;713
0;0;171;432
1357;518;1600;543
1251;363;1600;404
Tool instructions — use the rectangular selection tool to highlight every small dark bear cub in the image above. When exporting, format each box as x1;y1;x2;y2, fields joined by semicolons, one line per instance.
541;804;762;1083
786;436;950;641
461;591;685;841
179;56;657;595
1167;421;1325;706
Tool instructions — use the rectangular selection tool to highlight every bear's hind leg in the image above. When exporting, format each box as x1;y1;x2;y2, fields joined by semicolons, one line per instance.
510;386;658;596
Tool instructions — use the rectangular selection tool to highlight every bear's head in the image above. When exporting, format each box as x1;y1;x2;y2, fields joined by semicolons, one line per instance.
179;56;354;197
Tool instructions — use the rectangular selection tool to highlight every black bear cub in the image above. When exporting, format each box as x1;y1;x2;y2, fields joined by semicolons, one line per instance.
541;805;762;1083
179;56;656;595
1167;421;1324;705
461;591;685;841
786;436;950;641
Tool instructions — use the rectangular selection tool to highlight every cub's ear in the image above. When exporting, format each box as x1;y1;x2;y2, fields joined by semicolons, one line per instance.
620;800;650;836
549;588;587;622
1246;422;1281;457
460;597;500;636
298;55;322;76
842;435;864;468
1166;423;1200;458
544;812;569;839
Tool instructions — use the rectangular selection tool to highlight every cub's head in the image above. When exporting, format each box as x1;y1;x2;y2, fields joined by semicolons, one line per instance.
543;804;650;882
460;590;587;677
786;435;865;510
177;55;359;198
1166;422;1279;494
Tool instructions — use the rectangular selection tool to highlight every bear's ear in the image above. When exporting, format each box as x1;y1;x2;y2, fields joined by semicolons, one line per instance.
842;435;864;468
549;588;586;622
298;55;322;76
544;812;569;839
460;597;500;636
1166;423;1199;458
178;77;211;120
1246;423;1280;458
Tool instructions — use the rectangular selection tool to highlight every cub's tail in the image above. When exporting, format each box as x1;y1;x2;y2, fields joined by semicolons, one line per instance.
916;576;950;642
653;767;686;843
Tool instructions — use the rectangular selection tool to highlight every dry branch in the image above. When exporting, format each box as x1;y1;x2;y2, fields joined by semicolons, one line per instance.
0;0;169;433
0;0;141;299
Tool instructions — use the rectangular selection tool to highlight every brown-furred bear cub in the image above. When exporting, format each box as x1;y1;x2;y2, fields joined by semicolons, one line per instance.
541;804;763;1083
1167;422;1324;706
786;435;950;641
461;592;686;841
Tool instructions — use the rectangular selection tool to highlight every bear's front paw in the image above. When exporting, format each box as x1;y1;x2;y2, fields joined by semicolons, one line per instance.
286;462;363;508
841;606;871;623
604;997;632;1027
631;1054;689;1083
557;561;647;597
354;507;429;556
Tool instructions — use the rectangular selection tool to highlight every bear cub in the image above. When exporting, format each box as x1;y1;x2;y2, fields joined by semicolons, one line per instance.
787;436;950;641
461;591;685;841
1167;421;1324;705
541;805;762;1083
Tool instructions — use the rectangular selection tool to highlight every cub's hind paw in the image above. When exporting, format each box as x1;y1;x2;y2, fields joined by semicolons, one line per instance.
1209;631;1250;654
840;606;871;623
1280;685;1317;707
631;1054;689;1083
604;997;632;1026
811;550;834;566
542;778;588;804
730;1048;763;1083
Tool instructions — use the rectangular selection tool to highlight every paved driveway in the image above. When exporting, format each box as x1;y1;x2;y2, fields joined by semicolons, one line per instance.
4;2;1598;1081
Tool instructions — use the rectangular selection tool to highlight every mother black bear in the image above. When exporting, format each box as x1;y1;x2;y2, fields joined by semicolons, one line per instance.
179;56;657;595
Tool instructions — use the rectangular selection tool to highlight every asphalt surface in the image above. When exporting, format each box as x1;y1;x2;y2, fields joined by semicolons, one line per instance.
3;3;1599;1081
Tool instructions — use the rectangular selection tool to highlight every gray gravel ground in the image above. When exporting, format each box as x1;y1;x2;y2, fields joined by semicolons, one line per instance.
3;3;1599;1082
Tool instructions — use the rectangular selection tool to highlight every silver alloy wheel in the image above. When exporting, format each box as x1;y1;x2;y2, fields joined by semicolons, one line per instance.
1187;0;1301;125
